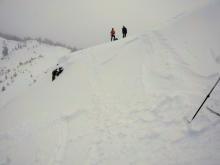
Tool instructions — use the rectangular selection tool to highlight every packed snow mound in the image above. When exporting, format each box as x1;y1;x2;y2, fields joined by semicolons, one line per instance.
0;2;220;165
0;37;71;107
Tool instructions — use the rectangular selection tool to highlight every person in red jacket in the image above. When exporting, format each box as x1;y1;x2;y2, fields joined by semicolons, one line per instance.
110;28;116;41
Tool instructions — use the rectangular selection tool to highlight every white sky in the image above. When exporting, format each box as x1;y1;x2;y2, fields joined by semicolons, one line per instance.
0;0;212;48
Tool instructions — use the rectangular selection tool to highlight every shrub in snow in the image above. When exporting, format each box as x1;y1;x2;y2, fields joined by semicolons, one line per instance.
2;46;8;57
1;86;6;92
13;72;17;77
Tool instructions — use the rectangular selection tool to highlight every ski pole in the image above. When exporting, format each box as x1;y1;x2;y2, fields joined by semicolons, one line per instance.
207;106;220;117
190;77;220;122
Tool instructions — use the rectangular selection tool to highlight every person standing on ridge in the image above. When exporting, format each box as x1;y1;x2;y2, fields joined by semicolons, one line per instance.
110;28;116;41
122;26;127;38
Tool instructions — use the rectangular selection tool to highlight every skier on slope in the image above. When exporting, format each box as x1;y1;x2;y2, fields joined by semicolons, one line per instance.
110;28;116;41
122;26;127;38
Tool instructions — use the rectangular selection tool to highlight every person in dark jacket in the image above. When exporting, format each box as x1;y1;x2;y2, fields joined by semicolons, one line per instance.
110;28;116;41
122;26;127;38
52;64;64;81
52;69;57;81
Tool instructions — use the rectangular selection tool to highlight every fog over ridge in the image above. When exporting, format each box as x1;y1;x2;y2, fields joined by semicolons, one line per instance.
0;0;213;48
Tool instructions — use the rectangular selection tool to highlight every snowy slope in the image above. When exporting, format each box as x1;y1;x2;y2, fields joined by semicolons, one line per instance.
161;0;220;76
0;2;220;165
0;38;71;107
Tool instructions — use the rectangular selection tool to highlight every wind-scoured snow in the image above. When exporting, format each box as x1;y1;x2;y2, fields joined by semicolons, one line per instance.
0;2;220;165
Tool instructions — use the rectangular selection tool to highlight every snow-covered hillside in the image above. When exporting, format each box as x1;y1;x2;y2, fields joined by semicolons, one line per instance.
0;1;220;165
161;0;220;76
0;37;71;107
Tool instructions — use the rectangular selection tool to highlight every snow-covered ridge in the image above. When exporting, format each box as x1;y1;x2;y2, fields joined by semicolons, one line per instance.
0;1;220;165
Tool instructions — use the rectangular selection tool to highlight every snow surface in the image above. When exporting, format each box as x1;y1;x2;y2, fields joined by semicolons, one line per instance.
0;38;71;107
0;1;220;165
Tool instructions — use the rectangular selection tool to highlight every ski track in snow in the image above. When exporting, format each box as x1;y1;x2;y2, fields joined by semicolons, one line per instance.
48;121;68;165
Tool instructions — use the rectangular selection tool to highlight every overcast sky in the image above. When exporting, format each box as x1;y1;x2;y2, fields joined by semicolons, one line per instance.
0;0;212;48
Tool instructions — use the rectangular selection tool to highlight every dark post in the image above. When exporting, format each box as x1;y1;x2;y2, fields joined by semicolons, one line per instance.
190;77;220;122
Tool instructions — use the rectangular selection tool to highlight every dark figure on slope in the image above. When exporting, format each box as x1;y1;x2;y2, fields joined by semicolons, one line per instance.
122;26;127;38
52;65;64;81
110;28;116;41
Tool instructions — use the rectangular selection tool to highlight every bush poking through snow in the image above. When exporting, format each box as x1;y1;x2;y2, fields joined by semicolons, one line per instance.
1;86;6;92
2;46;8;57
13;72;17;77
